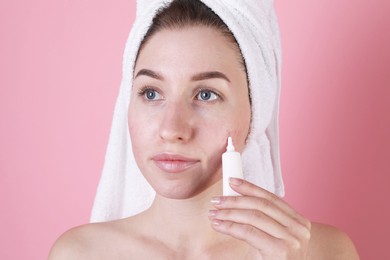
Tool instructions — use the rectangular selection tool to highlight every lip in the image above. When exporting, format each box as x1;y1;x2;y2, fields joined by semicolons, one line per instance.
152;153;200;173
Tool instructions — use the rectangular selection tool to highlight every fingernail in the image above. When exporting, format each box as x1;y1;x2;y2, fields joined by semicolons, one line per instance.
208;210;218;218
210;196;223;205
229;177;243;185
212;219;222;226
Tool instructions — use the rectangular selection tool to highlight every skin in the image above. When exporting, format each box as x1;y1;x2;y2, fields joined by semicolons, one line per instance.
48;26;360;259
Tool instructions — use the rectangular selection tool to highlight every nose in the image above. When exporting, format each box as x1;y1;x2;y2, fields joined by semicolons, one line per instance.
159;101;193;143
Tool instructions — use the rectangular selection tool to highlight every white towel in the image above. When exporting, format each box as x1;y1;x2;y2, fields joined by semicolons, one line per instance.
90;0;284;223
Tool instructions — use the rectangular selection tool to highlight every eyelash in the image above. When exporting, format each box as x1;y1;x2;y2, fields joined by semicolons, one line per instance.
137;86;156;97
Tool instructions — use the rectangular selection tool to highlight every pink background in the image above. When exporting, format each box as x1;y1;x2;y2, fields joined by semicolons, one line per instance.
0;0;389;259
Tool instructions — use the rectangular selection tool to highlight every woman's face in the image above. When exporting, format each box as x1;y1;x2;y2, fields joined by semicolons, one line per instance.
128;26;251;199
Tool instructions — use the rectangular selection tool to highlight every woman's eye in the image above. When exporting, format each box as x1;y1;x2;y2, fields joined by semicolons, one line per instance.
138;88;162;101
145;89;157;100
196;90;220;101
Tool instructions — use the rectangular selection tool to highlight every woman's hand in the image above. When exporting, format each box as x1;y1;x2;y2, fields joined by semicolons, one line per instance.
209;178;311;260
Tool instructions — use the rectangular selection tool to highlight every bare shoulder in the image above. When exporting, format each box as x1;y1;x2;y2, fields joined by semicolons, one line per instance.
308;222;360;260
48;222;108;259
48;219;135;260
48;223;95;259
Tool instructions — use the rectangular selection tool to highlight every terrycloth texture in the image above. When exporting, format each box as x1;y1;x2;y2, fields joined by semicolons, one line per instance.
90;0;284;223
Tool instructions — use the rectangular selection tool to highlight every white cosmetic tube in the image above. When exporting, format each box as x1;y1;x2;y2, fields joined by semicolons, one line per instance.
222;137;244;196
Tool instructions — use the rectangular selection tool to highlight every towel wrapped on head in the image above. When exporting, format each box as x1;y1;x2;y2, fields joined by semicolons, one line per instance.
90;0;284;223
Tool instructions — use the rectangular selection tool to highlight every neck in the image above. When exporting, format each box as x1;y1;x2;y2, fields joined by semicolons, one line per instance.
142;179;226;254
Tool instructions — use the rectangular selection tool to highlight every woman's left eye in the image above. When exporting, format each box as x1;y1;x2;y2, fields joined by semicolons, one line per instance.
196;89;220;101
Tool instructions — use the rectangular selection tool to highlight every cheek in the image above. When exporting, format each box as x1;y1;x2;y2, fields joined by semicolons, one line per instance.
199;104;250;153
231;103;251;151
128;99;158;136
128;106;155;161
128;106;139;141
197;104;250;157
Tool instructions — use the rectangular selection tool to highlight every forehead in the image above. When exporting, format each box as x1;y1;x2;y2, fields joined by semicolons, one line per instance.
135;26;244;76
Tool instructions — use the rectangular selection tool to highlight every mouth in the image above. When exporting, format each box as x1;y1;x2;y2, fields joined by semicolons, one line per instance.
152;153;200;173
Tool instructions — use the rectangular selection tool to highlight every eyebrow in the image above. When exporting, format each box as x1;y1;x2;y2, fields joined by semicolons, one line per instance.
135;69;164;80
191;71;231;83
134;69;231;83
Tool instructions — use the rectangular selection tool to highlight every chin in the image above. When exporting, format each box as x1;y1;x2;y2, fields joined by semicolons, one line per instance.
155;182;202;199
154;176;222;200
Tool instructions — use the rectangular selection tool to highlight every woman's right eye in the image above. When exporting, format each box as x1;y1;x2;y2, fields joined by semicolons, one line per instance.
138;87;163;101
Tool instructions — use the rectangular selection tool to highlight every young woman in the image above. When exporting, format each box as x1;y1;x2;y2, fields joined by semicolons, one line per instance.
49;0;359;259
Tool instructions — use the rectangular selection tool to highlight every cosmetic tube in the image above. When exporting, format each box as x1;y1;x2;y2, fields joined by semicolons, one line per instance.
222;137;244;196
